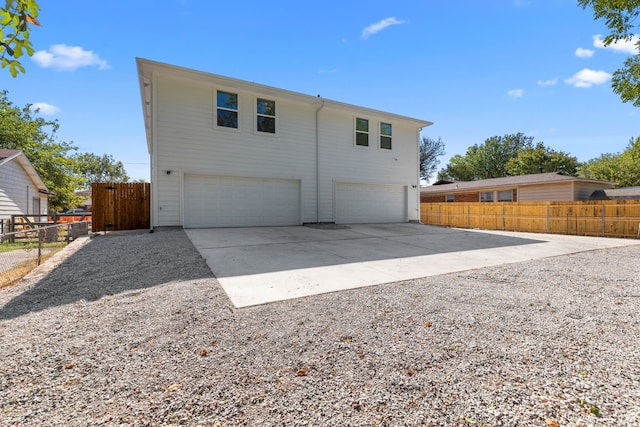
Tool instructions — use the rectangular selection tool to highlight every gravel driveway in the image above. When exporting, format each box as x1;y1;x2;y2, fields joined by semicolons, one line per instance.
0;228;639;426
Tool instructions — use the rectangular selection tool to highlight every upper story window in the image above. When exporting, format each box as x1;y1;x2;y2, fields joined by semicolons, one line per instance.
446;194;455;202
257;98;276;133
355;118;369;147
217;90;238;128
380;122;392;150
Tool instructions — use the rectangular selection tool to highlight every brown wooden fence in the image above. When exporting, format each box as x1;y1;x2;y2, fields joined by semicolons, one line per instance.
92;182;150;232
420;200;640;239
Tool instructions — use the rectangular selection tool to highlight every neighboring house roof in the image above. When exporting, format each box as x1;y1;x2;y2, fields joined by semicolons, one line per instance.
590;187;640;200
421;172;615;193
0;149;51;194
136;57;433;154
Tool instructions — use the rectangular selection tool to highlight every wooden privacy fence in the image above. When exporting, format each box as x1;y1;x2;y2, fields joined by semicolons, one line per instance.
92;182;150;232
420;200;640;239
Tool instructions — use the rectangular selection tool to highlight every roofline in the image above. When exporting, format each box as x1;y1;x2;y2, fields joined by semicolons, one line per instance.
136;57;433;152
0;150;50;193
421;174;616;193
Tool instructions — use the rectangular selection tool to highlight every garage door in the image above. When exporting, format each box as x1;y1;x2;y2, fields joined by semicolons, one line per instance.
335;182;407;224
184;174;301;228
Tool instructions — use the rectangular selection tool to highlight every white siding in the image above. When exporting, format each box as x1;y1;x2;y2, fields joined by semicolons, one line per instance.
149;70;423;227
317;109;419;222
153;75;317;227
0;159;47;220
518;183;573;201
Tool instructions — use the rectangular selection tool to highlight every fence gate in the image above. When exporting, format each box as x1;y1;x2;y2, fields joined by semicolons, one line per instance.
92;182;150;232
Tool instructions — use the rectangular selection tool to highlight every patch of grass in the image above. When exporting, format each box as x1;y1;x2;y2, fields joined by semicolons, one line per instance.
0;248;63;289
0;241;66;253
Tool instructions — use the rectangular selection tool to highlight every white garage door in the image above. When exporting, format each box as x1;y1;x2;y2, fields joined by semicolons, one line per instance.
184;174;301;228
335;182;407;224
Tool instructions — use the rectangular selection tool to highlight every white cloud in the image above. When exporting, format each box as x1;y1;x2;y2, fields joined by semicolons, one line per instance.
564;68;612;88
29;102;60;116
32;44;110;71
507;89;524;98
575;47;595;58
537;78;558;87
593;34;640;55
361;17;405;39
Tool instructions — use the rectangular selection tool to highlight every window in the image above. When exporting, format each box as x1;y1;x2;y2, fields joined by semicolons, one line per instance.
257;98;276;133
480;191;494;202
497;190;513;202
446;194;455;202
217;90;238;128
380;122;392;150
355;118;369;146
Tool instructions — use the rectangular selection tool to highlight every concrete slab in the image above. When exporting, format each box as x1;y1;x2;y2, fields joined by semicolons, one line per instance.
185;224;640;308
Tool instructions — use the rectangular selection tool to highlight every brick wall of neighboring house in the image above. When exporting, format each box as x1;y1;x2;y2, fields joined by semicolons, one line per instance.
421;193;445;202
422;189;519;203
454;192;481;202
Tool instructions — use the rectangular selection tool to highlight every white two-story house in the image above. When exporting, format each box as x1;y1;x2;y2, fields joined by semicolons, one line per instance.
136;58;432;228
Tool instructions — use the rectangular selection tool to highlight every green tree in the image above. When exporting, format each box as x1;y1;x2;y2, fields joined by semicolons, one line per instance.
0;90;82;210
419;136;445;181
579;136;640;186
578;0;640;107
74;152;129;187
1;0;41;77
438;133;534;181
506;143;580;176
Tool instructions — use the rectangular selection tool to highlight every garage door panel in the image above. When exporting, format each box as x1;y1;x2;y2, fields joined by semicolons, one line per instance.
185;175;300;228
336;183;406;224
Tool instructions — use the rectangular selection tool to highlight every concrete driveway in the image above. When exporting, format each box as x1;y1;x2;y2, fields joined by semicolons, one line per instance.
185;223;640;307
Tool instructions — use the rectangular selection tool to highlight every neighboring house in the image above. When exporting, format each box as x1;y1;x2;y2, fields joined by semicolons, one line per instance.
421;172;615;203
0;149;51;221
137;58;432;228
590;187;640;200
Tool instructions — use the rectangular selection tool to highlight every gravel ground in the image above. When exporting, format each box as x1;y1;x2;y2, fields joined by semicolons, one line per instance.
0;228;639;426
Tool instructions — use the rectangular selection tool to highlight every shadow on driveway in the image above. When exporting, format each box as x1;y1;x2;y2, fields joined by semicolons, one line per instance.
0;229;214;321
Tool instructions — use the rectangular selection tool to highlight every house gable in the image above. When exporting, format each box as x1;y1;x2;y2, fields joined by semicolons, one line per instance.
0;150;50;219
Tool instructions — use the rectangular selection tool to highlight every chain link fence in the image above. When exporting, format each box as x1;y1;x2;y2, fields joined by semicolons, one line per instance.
0;221;90;288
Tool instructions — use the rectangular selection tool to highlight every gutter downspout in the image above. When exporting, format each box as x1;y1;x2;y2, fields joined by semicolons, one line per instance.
315;99;325;223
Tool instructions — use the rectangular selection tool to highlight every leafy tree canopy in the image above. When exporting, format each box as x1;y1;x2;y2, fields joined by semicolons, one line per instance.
1;0;41;77
419;136;445;182
0;90;132;211
438;133;534;181
506;143;580;176
74;152;129;186
0;90;82;210
579;136;640;187
578;0;640;107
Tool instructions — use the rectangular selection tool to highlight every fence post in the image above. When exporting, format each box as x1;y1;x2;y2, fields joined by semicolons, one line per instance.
502;204;505;231
37;227;43;266
601;204;605;237
438;204;441;225
546;204;549;233
467;204;470;227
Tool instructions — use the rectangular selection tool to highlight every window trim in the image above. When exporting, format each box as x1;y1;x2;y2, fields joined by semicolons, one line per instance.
379;122;392;150
216;89;239;130
354;117;370;147
256;97;276;134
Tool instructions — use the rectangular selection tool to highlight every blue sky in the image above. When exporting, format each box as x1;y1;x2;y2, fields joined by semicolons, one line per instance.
4;0;639;182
